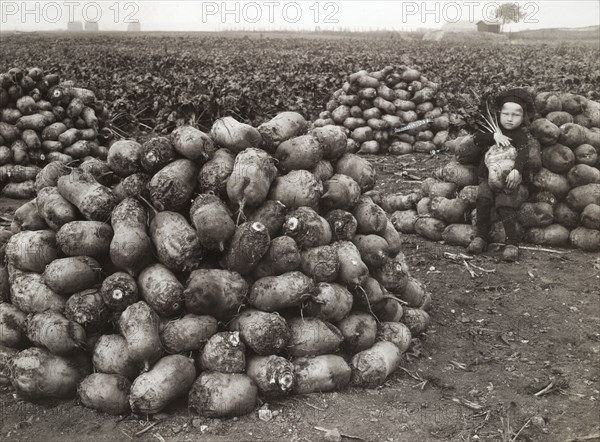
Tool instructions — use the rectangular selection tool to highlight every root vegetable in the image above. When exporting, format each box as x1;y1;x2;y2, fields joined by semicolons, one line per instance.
112;173;151;202
130;355;196;414
373;297;404;322
110;198;152;275
390;210;418;234
269;170;323;210
442;224;476;247
229;308;290;355
542;143;576;174
560;123;587;148
350;341;401;388
199;332;246;373
414;218;447;241
190;194;235;251
36;187;78;230
11;199;47;232
377;322;412;352
567;183;600;211
57;170;117;221
353;199;388;235
10;269;66;314
78;373;131;415
140;136;177;174
434;161;478;187
78;158;115;186
311;125;347;160
227;147;277;211
0;302;28;348
275;135;323;172
567;164;600;187
1;181;36;199
372;256;409;293
160;314;217;354
382;220;402;255
573;144;598;166
526;224;570;247
570;227;600;251
138;264;183;317
258;112;308;153
532;168;571;200
221;221;270;275
401;308;430;335
284;207;331;249
184;269;247;319
380;192;422;213
351;277;384;312
326;209;358;242
93;334;140;380
300;244;339;282
581;204;600;229
335;240;369;287
189;372;258;418
399;277;430;309
554;202;579;229
64;289;111;333
197;148;235;197
334;153;376;191
11;348;90;399
287;317;343;357
247;200;287;239
100;272;139;312
246;355;295;397
351;234;389;269
171;126;216;163
210;116;262;153
6;230;58;273
304;282;353;322
150;211;204;272
253;236;301;279
320;174;361;211
107;140;143;178
337;312;378;354
148;159;199;211
26;310;86;355
249;271;314;312
57;221;113;259
430;196;469;224
118;301;163;370
292;355;351;394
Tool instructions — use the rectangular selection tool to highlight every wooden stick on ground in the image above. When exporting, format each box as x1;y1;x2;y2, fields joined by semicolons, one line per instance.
518;246;568;254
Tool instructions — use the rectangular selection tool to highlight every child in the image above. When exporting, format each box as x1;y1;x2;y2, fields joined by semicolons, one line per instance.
465;88;537;262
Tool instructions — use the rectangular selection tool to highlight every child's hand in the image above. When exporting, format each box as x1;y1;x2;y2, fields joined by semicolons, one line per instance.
505;170;522;191
494;132;512;147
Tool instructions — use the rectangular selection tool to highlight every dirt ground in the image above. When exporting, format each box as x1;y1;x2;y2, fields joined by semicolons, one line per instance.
1;152;599;442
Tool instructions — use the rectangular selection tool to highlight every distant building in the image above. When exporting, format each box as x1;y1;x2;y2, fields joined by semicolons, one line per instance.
84;21;99;32
477;20;501;33
67;21;83;32
128;22;141;32
441;21;476;32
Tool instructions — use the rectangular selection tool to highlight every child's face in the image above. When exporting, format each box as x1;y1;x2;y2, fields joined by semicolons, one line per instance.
499;102;524;130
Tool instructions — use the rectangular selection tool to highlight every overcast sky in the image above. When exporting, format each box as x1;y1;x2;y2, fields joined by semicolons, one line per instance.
1;1;599;32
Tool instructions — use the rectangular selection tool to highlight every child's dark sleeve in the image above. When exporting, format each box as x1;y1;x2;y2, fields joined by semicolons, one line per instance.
473;132;495;148
456;132;494;166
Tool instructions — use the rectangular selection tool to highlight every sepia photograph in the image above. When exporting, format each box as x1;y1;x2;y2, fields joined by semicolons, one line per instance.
0;1;599;441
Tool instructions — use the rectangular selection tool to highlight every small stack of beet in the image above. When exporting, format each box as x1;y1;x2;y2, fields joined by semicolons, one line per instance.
314;66;452;155
0;67;109;199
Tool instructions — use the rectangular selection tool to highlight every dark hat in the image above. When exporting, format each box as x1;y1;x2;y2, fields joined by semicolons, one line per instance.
495;88;534;114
